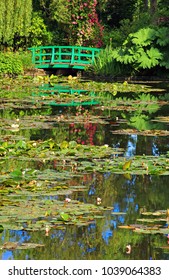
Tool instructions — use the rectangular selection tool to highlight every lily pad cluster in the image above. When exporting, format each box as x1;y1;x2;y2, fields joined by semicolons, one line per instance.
118;210;169;235
0;196;112;232
0;139;169;176
112;129;169;136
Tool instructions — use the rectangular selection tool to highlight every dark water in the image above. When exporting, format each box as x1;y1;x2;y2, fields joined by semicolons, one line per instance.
0;84;169;260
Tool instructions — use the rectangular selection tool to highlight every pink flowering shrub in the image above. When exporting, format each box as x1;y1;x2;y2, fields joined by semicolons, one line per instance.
67;0;104;47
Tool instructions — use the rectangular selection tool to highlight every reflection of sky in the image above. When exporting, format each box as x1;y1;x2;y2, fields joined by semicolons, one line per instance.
125;134;137;157
0;175;138;260
2;250;13;260
114;135;161;157
152;140;160;156
1;230;31;260
102;197;139;245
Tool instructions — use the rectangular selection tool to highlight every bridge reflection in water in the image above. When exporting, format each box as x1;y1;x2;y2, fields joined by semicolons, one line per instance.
32;84;100;107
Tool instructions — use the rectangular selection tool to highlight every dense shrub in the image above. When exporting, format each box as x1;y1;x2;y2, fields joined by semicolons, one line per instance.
0;52;33;75
93;26;169;77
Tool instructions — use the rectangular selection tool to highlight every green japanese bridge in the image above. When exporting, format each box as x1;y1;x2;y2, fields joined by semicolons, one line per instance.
28;46;101;70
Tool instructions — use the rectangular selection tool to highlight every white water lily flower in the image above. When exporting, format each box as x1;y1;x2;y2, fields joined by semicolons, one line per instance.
104;144;109;148
96;197;102;205
65;198;71;203
11;124;19;128
126;244;131;254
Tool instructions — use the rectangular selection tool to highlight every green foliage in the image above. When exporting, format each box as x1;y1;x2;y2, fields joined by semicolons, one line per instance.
155;27;169;46
135;47;163;69
0;51;34;75
0;52;23;75
17;51;34;70
28;13;52;46
91;45;124;76
0;0;32;48
49;0;70;24
130;27;156;46
99;0;137;28
103;19;133;47
100;26;169;75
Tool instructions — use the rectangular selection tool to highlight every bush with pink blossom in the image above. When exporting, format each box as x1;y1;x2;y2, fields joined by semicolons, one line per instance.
68;0;104;47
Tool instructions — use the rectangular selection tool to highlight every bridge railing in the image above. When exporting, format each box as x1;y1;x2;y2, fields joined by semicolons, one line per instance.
28;46;101;69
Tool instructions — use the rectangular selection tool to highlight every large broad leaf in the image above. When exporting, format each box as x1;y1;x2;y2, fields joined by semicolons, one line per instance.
159;51;169;69
131;28;156;46
114;48;136;64
137;48;162;69
155;27;169;46
59;212;70;222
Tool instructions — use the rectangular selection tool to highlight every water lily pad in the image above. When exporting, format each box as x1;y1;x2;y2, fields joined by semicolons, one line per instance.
1;242;44;250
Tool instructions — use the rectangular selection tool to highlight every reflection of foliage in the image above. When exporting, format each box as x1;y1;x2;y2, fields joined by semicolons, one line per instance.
0;75;169;260
69;123;97;145
117;93;161;131
129;114;152;131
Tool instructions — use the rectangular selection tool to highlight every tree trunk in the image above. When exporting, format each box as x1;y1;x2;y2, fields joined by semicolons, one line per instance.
150;0;157;14
143;0;149;11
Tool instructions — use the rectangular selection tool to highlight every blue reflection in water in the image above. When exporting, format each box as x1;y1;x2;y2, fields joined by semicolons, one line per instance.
2;250;13;260
152;140;160;156
1;230;31;260
113;135;162;157
102;193;139;245
102;229;113;244
88;183;96;196
125;135;137;157
50;230;65;241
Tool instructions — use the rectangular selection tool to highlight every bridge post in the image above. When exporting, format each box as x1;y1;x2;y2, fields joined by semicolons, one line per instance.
71;47;75;64
51;46;55;65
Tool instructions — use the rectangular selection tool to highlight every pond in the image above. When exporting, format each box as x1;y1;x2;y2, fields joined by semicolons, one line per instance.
0;76;169;260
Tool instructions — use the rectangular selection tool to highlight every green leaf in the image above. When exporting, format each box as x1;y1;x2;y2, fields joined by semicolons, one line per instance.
131;28;156;46
10;169;22;179
60;141;69;149
155;27;169;46
15;140;27;149
123;160;132;170
59;212;70;222
137;48;162;69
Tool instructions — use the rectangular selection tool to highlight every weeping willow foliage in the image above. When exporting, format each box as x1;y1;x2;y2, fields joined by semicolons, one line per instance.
0;0;32;46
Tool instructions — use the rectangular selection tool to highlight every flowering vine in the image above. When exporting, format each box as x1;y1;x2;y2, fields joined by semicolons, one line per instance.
67;0;104;47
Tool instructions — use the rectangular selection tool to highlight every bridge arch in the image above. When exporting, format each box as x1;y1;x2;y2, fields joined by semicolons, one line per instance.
28;46;101;70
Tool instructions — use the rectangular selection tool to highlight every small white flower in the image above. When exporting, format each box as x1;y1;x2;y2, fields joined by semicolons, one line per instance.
96;197;102;205
11;124;19;128
65;198;71;203
126;244;131;254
